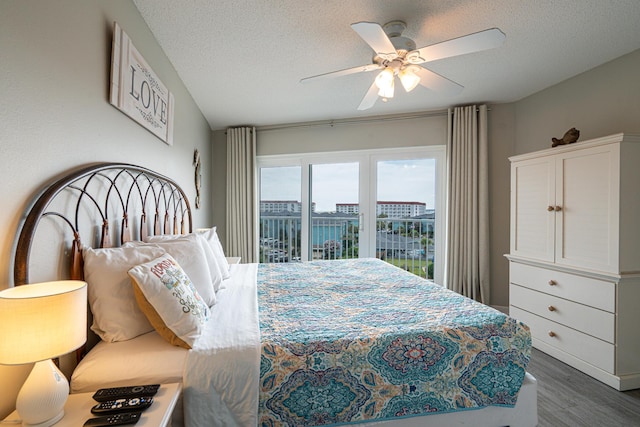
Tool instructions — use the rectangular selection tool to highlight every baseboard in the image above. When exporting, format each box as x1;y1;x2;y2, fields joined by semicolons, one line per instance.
532;338;639;391
491;305;509;315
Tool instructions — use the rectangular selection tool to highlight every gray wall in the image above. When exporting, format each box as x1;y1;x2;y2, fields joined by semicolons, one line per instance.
0;0;211;417
514;48;640;154
211;129;228;241
486;103;516;307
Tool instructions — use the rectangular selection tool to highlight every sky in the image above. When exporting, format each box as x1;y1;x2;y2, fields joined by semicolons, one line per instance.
260;159;436;212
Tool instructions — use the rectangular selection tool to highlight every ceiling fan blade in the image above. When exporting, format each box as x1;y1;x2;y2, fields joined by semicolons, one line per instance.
351;22;397;58
300;63;382;84
414;66;464;95
411;28;505;64
357;81;379;110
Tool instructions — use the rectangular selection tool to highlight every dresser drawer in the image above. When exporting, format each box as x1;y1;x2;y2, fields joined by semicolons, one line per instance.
509;262;615;312
510;284;615;343
510;306;614;373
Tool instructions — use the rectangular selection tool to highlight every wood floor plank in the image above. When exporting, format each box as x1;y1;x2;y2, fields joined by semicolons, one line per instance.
527;348;640;426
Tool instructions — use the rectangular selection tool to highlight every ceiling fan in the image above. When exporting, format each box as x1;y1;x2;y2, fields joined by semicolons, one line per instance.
300;21;506;110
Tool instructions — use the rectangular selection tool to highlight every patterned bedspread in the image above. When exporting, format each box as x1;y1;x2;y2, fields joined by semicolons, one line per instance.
257;258;531;426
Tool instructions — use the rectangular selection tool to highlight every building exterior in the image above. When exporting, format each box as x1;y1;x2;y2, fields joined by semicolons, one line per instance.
260;200;316;213
336;201;427;217
335;203;360;214
376;201;426;217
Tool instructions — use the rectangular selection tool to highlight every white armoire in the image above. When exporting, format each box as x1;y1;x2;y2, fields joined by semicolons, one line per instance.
507;133;640;390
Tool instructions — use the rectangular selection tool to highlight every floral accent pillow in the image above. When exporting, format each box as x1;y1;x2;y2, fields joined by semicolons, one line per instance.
128;254;210;349
144;233;225;294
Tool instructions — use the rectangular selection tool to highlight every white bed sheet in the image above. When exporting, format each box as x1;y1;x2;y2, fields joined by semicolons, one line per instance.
70;329;187;393
183;262;261;426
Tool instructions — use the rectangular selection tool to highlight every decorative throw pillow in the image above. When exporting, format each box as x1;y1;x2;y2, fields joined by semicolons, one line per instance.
82;245;166;342
146;233;225;293
197;227;231;279
128;254;210;349
128;234;217;306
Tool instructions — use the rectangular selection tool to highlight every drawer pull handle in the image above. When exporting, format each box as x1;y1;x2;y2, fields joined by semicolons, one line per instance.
547;206;555;212
548;331;556;337
548;280;557;286
554;205;562;212
548;305;556;312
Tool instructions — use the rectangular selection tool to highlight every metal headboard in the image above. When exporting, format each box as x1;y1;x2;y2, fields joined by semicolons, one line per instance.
13;163;193;286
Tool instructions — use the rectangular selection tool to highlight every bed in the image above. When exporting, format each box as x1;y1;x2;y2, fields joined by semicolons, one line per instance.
12;163;537;427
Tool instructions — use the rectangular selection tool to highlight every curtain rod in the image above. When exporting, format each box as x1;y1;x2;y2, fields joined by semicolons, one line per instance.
256;109;449;132
224;126;255;135
224;106;490;133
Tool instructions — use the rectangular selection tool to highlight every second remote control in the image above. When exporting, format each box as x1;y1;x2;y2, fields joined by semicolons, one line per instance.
91;396;153;414
92;384;160;402
83;411;141;426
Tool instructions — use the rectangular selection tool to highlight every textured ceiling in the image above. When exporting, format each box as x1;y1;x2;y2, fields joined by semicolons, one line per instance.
133;0;640;130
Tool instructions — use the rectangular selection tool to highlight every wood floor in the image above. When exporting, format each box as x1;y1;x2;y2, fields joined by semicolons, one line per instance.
526;348;640;426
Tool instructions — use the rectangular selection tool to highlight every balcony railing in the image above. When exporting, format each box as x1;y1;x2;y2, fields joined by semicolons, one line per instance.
259;213;434;280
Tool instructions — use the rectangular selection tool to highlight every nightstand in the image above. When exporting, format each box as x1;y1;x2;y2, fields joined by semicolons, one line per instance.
3;383;181;427
226;256;241;264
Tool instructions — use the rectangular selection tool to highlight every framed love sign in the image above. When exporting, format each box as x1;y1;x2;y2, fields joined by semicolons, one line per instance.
110;22;174;145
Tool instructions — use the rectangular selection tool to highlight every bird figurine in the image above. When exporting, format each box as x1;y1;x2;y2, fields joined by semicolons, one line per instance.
552;128;580;147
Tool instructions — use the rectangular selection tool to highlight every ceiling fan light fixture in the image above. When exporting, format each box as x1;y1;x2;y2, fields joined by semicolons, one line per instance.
377;78;394;98
375;68;394;88
399;66;420;92
375;68;395;98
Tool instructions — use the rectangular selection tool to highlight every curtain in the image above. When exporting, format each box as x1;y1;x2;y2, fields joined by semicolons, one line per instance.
445;105;490;304
225;127;257;262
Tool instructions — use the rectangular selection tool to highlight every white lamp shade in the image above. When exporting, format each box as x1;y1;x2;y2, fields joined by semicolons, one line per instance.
377;79;395;98
399;66;420;92
375;68;394;89
0;281;87;365
375;68;395;98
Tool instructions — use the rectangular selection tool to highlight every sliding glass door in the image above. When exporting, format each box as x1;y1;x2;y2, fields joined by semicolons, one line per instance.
258;147;444;283
373;157;438;280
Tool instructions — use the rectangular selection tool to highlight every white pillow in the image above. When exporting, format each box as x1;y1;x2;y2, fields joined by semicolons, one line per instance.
82;245;165;342
196;233;226;291
128;254;210;349
197;227;231;279
128;234;217;306
146;233;225;292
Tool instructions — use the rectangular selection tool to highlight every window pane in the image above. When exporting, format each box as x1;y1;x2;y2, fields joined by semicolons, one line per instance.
310;163;359;260
259;166;301;263
376;159;436;279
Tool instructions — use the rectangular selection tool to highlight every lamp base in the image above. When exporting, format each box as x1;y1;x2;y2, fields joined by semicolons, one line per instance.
16;359;69;427
22;411;64;427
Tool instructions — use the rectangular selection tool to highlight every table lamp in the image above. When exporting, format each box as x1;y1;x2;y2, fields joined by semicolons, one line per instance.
0;281;87;427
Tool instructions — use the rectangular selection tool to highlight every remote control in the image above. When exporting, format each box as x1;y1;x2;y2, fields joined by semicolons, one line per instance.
92;384;160;402
91;396;153;414
83;411;141;426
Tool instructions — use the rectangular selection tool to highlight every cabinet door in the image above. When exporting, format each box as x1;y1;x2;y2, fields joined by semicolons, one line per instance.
555;145;619;272
510;156;556;262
